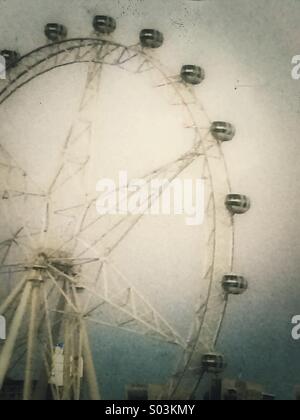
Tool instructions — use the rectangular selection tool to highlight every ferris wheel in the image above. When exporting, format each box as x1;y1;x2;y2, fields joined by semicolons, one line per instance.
0;16;251;400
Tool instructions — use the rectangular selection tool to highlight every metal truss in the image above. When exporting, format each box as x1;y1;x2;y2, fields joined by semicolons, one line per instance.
0;36;234;400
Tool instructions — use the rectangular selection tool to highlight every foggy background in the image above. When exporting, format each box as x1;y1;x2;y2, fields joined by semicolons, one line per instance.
0;0;299;400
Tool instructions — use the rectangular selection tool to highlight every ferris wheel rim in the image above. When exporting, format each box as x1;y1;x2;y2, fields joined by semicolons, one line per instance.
0;35;234;399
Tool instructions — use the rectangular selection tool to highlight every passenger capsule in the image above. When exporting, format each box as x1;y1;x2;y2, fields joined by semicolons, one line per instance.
140;29;164;48
210;121;236;142
181;65;205;85
93;16;116;34
0;50;20;68
225;194;251;214
45;23;67;42
222;274;248;295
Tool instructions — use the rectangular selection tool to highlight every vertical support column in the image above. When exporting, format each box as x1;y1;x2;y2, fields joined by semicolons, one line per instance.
0;281;32;390
23;283;39;400
72;281;100;400
72;320;83;401
33;284;65;400
0;275;28;314
62;285;72;400
82;323;101;400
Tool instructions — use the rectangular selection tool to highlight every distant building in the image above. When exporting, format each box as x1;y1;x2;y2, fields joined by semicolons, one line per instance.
204;377;275;401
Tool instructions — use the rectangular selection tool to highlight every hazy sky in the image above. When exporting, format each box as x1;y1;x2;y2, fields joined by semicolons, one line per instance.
0;0;300;400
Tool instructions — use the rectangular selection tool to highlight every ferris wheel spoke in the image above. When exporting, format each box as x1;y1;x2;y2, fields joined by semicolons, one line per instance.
105;260;186;343
1;185;45;252
51;160;90;195
102;155;204;258
0;144;46;196
0;227;34;267
79;261;105;314
48;257;100;266
86;262;186;347
0;220;33;258
0;264;28;275
45;50;106;203
46;270;79;314
46;260;185;347
0;190;46;199
73;149;205;260
45;144;202;259
0;229;23;266
54;203;86;218
14;223;39;252
135;58;155;74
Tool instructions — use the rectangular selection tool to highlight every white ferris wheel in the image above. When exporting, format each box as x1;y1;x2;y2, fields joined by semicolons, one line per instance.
0;16;250;400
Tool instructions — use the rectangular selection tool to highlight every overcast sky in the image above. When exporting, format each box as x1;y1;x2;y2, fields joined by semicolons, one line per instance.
0;0;300;400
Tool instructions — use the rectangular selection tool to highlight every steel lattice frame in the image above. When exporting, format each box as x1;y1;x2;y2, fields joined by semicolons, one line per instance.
0;36;234;400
